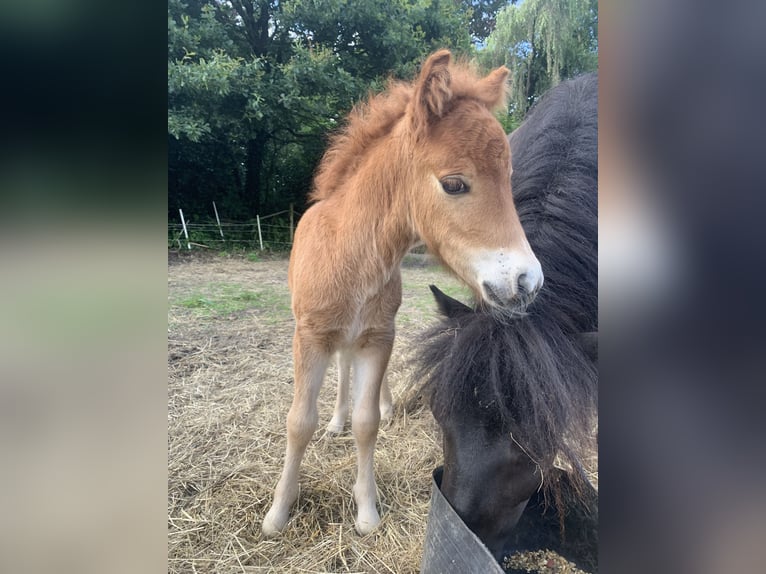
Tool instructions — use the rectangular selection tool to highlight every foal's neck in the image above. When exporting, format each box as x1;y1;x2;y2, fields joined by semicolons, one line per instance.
336;136;417;270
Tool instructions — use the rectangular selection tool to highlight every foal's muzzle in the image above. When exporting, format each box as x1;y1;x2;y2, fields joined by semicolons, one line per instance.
479;260;543;311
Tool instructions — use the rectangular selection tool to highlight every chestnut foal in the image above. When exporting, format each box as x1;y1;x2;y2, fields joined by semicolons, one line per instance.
262;50;542;537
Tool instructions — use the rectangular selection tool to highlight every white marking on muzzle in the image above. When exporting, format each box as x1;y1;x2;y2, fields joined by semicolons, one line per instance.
472;248;543;308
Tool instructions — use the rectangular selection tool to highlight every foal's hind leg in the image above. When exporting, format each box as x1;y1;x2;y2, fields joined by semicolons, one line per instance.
328;353;392;434
379;372;393;423
262;334;330;536
351;334;394;535
326;350;351;434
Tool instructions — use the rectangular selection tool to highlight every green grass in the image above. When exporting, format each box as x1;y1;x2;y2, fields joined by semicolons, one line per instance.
171;263;473;326
397;267;474;326
175;283;290;319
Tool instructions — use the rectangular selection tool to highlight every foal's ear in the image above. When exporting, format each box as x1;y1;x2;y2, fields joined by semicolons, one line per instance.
476;66;511;111
412;50;453;129
429;285;473;319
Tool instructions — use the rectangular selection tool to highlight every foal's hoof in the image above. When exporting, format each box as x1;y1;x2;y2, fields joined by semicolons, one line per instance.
354;508;381;536
261;508;289;537
325;419;346;434
355;516;380;536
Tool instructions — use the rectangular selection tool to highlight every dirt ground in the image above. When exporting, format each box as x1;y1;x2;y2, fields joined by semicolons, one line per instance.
168;252;593;573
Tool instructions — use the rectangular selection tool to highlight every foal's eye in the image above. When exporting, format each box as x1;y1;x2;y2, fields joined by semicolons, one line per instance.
440;177;469;195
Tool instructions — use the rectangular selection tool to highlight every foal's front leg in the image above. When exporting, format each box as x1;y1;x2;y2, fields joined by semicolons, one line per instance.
262;335;330;537
351;335;394;535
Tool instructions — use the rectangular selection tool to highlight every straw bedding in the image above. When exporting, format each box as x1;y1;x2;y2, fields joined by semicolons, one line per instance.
168;253;594;573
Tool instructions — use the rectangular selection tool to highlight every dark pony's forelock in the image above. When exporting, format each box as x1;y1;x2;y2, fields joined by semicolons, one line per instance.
415;73;598;489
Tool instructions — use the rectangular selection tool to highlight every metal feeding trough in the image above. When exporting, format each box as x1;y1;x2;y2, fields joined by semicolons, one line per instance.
421;467;504;573
421;467;599;574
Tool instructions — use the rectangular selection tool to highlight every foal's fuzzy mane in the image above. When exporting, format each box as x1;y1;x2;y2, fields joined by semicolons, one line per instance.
310;82;411;202
310;57;506;202
416;73;598;489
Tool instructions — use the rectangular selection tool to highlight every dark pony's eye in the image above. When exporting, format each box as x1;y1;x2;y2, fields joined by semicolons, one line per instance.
440;177;469;195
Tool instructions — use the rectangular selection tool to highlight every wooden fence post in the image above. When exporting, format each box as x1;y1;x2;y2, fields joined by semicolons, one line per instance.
256;215;264;251
179;209;191;250
212;201;224;241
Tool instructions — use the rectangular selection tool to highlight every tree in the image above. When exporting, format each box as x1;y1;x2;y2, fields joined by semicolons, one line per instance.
459;0;518;44
168;0;474;222
479;0;597;125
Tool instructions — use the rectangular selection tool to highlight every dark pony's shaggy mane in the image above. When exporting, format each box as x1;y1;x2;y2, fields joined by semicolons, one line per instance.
417;73;598;486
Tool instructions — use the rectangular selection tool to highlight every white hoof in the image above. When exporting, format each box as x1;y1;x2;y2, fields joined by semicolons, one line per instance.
262;507;289;537
355;509;381;535
326;419;346;434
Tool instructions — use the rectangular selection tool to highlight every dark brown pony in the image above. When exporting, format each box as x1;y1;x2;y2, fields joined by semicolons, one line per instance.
416;73;598;568
262;50;543;537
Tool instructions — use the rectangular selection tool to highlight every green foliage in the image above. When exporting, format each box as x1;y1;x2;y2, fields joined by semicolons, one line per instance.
167;0;596;232
480;0;598;122
168;0;478;223
458;0;516;43
495;109;521;134
168;51;265;142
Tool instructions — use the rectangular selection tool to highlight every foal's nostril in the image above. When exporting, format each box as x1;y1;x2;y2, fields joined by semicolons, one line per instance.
516;270;543;305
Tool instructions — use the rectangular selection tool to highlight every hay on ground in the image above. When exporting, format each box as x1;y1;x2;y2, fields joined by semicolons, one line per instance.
168;253;596;573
